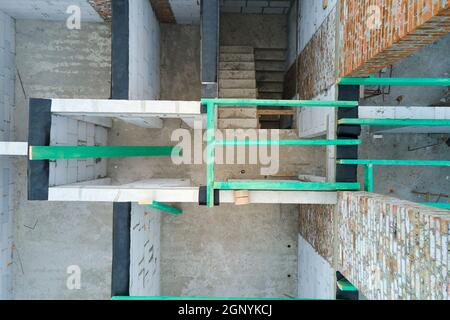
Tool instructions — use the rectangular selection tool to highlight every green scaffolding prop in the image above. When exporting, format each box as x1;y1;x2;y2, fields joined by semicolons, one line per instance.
339;118;450;127
215;139;362;146
202;98;361;208
337;279;358;292
146;201;183;215
337;159;450;193
339;77;450;87
112;296;303;300
420;203;450;210
29;146;182;160
214;181;360;191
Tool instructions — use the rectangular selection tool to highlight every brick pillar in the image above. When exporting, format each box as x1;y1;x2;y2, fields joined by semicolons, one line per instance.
339;0;450;76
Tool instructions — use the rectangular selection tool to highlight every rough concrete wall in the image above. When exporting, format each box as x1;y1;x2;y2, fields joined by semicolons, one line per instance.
88;0;112;21
298;0;338;52
339;0;450;76
338;192;449;300
298;204;335;263
129;0;160;100
0;10;15;300
49;116;108;186
160;24;201;100
130;204;161;296
286;1;298;69
297;235;335;299
297;8;336;100
161;204;299;298
150;0;176;23
12;20;112;300
220;14;288;49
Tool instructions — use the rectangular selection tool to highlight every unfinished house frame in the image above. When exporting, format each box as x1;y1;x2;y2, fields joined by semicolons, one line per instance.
0;0;449;301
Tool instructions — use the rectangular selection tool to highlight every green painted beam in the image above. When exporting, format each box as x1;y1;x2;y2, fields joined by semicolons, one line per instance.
206;102;216;208
337;279;358;292
214;181;360;191
201;98;358;108
30;146;182;160
146;201;183;215
364;164;374;193
339;77;450;86
215;139;362;146
112;296;302;301
339;118;450;127
337;159;450;166
419;202;450;210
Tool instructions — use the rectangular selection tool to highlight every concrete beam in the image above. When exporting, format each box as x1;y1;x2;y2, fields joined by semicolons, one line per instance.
51;99;202;116
0;142;28;156
48;179;338;204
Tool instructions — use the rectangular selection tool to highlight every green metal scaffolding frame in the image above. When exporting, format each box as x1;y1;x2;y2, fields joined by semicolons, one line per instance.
201;98;362;208
337;159;450;193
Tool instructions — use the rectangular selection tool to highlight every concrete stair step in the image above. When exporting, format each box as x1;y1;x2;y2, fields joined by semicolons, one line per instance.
219;88;257;99
256;71;284;82
220;46;254;54
258;92;283;99
254;48;286;61
218;118;258;129
258;82;284;93
255;60;285;72
219;79;256;89
218;107;257;119
220;61;255;71
220;70;256;80
220;53;254;62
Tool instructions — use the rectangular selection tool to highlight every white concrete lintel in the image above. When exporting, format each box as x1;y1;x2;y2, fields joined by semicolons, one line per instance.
49;182;337;205
359;106;450;119
51;99;202;116
0;142;28;156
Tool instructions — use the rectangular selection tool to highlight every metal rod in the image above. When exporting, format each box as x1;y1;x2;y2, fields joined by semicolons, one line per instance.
206;102;216;208
201;98;358;108
215;139;362;146
214;181;360;191
146;201;183;215
337;159;450;166
29;146;181;160
419;202;450;210
339;77;450;86
364;164;374;192
339;118;450;127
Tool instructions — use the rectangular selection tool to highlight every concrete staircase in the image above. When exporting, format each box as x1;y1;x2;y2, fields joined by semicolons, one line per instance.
218;46;258;129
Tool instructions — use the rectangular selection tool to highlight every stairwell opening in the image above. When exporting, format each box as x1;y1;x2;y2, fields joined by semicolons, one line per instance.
219;5;296;130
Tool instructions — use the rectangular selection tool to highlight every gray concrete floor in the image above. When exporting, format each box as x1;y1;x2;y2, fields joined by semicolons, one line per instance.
359;33;450;203
107;24;325;298
12;21;112;300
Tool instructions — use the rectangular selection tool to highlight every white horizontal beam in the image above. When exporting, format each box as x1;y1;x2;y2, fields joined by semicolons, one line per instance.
359;106;450;120
48;182;337;204
48;186;200;202
0;142;28;156
51;99;202;116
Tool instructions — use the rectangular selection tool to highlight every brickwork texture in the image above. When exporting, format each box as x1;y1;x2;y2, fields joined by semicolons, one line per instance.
299;192;450;300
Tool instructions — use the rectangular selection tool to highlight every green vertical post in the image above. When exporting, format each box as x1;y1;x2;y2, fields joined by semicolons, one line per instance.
206;102;216;208
364;164;374;192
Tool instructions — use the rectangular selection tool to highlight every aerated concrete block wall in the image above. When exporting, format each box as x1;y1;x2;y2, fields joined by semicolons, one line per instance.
129;204;161;296
127;0;162;296
49;115;108;186
129;0;160;100
0;10;15;300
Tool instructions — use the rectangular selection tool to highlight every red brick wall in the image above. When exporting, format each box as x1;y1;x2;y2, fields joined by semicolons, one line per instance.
339;0;450;76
